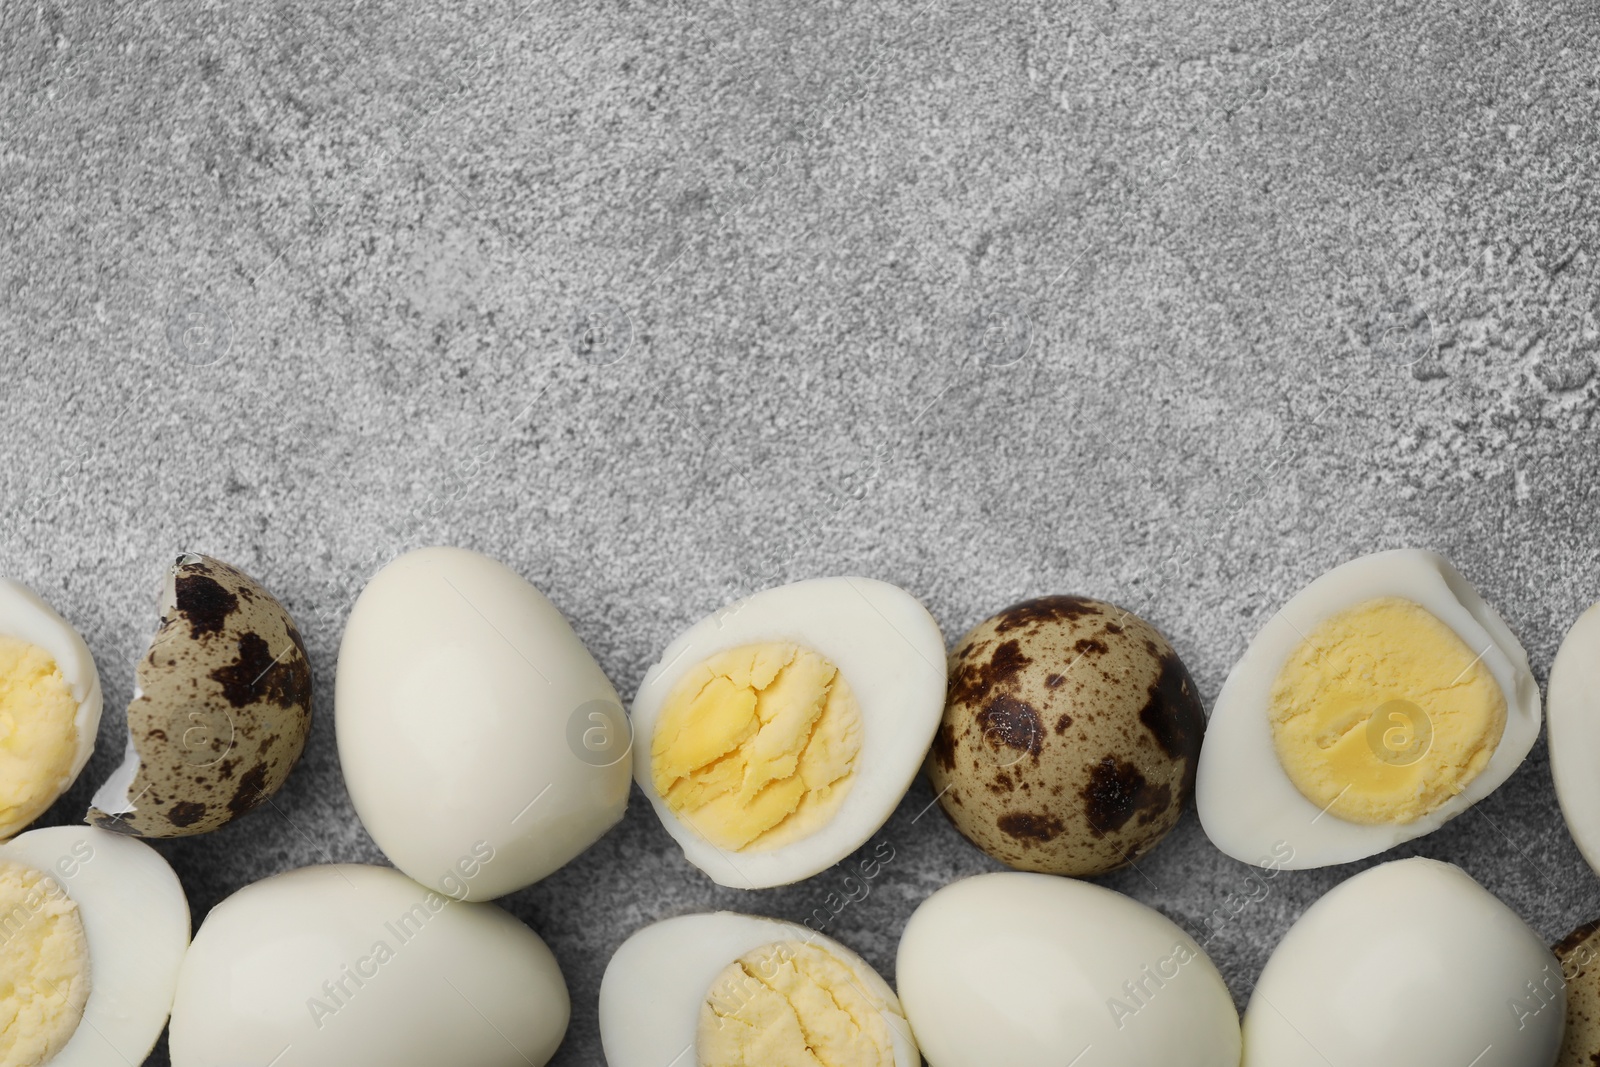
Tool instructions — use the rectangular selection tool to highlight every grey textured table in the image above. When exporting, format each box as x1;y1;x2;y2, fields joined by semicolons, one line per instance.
4;0;1599;1063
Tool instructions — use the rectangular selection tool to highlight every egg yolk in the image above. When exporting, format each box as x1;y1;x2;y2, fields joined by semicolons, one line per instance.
0;636;80;839
0;861;90;1067
1269;596;1506;824
650;644;861;852
698;939;898;1067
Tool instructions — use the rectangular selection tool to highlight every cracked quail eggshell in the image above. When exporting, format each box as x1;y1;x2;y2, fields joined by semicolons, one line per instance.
87;554;312;837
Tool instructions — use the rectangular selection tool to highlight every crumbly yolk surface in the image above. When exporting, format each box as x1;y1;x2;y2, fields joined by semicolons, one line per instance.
0;636;79;839
1270;596;1506;825
697;940;898;1067
651;644;861;852
0;860;90;1067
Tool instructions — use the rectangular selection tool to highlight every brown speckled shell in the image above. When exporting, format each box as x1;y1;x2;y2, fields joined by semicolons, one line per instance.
926;595;1204;877
87;555;312;838
1554;920;1600;1065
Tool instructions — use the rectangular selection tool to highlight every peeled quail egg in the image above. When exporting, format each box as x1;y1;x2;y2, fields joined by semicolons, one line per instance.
1547;601;1600;876
600;911;918;1067
0;580;101;839
1197;549;1539;869
0;825;190;1067
1243;858;1562;1067
88;554;313;837
896;871;1240;1067
168;864;569;1067
631;577;946;889
927;596;1205;876
337;546;630;900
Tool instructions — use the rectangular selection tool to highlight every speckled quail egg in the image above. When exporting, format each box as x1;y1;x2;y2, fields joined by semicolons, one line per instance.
0;824;190;1067
88;554;312;837
631;576;947;889
1554;918;1600;1066
926;596;1205;877
1197;550;1539;870
0;579;102;839
600;911;919;1067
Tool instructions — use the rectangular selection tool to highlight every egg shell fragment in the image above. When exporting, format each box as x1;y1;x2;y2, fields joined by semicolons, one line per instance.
0;579;102;839
896;871;1240;1067
599;911;919;1067
1242;858;1562;1067
630;576;946;889
1196;549;1539;869
88;554;312;838
0;825;191;1067
336;546;629;900
927;596;1205;876
1547;601;1600;877
168;864;569;1067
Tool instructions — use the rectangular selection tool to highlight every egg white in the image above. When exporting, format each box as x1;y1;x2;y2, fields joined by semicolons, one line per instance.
0;825;190;1067
169;864;568;1067
1547;601;1600;878
896;872;1240;1067
1242;858;1562;1067
0;579;102;835
599;912;919;1067
1196;549;1540;869
630;577;945;889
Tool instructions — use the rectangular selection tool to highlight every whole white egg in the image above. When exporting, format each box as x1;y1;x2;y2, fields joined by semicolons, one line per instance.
599;911;919;1067
896;871;1240;1067
1197;549;1539;869
1547;601;1600;876
168;864;569;1067
0;825;190;1067
337;546;630;900
630;576;945;888
1243;858;1563;1067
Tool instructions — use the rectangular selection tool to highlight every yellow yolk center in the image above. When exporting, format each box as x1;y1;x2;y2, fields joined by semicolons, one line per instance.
0;861;91;1067
1269;596;1506;824
0;636;80;839
697;940;898;1067
650;644;862;852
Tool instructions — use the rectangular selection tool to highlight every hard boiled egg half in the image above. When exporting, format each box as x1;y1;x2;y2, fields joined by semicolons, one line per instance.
1197;549;1539;869
0;825;190;1067
632;577;945;888
600;912;919;1067
0;580;101;839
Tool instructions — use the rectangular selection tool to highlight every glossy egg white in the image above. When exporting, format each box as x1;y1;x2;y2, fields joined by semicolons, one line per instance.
0;825;190;1067
1548;601;1600;876
896;872;1240;1067
599;911;919;1067
631;577;946;889
1196;549;1539;869
168;864;569;1067
337;547;629;900
0;580;102;839
1243;858;1562;1067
